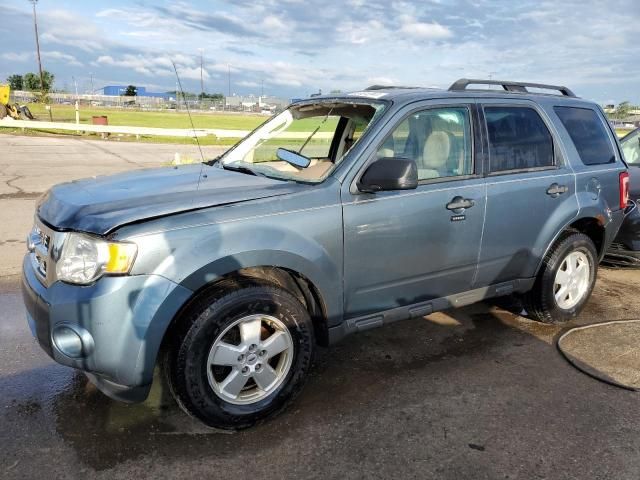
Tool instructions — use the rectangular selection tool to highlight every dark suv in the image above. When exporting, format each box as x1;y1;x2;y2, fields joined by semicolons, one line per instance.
22;79;629;429
605;127;640;266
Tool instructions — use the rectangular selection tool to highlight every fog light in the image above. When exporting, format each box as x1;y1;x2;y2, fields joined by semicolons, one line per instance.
52;326;92;358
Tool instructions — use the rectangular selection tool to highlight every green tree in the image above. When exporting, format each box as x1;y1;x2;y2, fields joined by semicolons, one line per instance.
23;72;40;91
124;85;137;96
23;71;55;93
6;74;23;90
614;101;632;120
198;92;224;101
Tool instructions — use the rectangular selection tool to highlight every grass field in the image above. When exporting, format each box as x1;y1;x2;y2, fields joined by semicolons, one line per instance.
0;103;340;145
26;103;267;130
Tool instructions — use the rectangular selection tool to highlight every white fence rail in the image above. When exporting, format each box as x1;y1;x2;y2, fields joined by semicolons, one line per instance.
0;118;333;140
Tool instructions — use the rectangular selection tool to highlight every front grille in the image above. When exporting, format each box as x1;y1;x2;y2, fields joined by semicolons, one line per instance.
28;221;61;287
39;228;50;249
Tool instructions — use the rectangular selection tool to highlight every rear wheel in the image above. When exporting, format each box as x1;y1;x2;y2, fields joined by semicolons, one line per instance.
523;232;598;324
166;284;314;429
0;104;7;119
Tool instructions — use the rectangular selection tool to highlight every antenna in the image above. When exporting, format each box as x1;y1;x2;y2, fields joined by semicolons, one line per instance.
171;60;206;168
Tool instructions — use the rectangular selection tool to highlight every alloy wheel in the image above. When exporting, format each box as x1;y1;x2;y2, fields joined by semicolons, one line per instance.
206;314;294;405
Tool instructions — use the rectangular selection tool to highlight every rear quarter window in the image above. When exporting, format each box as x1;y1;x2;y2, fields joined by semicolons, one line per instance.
554;106;616;166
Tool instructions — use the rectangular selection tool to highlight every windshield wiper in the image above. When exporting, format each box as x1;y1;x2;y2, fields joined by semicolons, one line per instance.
222;163;264;177
203;156;221;166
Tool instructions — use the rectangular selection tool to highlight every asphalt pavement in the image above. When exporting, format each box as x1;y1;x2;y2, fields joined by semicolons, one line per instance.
1;134;639;479
0;135;225;277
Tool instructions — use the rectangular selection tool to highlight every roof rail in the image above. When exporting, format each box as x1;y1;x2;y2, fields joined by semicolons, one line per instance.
448;78;576;97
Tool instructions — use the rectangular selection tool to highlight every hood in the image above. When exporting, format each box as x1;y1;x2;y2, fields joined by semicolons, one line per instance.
37;164;302;235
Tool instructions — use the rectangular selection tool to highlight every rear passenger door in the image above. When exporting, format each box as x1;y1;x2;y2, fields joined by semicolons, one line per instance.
474;100;578;287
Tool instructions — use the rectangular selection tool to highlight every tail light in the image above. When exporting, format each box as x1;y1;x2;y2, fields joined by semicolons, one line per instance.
620;171;630;209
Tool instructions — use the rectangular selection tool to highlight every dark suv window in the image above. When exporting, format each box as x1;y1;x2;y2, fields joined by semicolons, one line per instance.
485;106;555;172
554;107;616;165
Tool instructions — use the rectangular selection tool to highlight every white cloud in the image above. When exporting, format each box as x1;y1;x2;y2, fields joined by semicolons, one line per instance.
336;20;385;45
238;80;260;88
42;50;83;66
366;76;400;86
262;15;287;32
40;10;104;52
1;52;31;62
398;16;453;39
95;53;210;80
177;67;211;81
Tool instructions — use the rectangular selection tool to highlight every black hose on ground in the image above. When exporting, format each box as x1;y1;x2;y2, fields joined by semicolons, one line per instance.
557;319;640;392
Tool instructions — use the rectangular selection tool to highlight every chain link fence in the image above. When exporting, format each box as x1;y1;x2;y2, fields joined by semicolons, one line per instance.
9;91;289;114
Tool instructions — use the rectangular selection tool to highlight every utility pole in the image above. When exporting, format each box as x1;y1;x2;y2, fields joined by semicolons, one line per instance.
199;49;204;100
72;76;79;131
30;0;51;119
227;64;231;111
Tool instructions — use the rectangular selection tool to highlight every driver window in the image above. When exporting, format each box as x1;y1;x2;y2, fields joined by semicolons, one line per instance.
376;107;473;180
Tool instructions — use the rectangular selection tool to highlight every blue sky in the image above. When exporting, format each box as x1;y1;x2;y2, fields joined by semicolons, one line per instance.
1;0;639;103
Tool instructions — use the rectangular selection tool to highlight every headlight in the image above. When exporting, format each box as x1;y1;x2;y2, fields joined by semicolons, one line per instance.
56;233;137;285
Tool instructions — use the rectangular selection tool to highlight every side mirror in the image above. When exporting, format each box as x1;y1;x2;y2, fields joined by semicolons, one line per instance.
358;157;418;193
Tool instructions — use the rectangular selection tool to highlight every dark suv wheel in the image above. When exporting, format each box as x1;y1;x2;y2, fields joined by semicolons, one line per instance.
523;232;598;324
165;284;315;430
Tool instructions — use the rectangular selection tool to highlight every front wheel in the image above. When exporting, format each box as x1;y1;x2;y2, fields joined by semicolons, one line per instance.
523;232;598;324
166;284;314;429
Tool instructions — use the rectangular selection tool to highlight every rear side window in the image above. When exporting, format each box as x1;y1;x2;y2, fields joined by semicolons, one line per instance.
554;107;616;165
484;107;554;172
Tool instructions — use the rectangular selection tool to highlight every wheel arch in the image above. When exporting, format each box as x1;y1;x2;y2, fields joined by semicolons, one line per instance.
535;214;607;276
163;263;334;351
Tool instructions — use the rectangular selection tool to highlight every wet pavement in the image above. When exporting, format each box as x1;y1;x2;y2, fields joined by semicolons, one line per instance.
1;269;640;479
1;134;639;478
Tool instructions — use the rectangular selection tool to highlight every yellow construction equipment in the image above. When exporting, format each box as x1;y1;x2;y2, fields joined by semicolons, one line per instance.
0;84;34;120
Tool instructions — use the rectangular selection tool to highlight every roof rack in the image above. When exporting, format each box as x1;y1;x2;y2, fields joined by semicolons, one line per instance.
448;78;576;97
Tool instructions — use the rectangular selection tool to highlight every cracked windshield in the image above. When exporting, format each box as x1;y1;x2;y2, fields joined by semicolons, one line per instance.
221;102;385;182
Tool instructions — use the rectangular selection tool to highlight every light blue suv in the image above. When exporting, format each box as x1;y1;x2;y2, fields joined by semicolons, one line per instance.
22;79;629;429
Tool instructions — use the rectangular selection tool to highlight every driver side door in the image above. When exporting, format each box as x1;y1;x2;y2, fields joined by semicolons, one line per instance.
341;101;487;319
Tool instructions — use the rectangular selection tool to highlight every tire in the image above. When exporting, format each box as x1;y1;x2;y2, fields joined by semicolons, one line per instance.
165;284;315;429
523;232;598;324
0;104;7;119
20;105;35;120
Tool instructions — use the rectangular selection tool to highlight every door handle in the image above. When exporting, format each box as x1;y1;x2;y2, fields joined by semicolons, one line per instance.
446;196;475;211
546;183;569;197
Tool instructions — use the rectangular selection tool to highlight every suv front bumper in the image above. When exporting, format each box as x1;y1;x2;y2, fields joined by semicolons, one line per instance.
21;254;193;402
